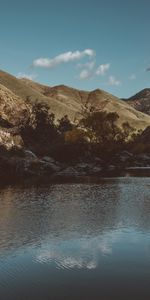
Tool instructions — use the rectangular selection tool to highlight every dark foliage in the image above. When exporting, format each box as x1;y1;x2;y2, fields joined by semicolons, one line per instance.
128;126;150;154
0;117;12;128
57;115;73;133
20;103;59;156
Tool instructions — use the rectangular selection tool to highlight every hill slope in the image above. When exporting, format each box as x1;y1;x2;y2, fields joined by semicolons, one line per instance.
0;70;150;132
0;83;30;126
0;83;31;149
19;80;150;130
125;88;150;116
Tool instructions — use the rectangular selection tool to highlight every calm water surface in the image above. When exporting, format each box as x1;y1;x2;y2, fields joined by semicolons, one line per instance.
0;177;150;300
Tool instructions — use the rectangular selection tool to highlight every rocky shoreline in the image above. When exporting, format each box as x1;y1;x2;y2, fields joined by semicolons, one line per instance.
1;149;150;185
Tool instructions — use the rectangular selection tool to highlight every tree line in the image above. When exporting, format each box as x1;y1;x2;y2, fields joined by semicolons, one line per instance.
19;102;141;162
0;101;149;162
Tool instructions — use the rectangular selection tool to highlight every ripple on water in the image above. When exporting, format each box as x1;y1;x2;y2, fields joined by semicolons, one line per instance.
0;178;149;300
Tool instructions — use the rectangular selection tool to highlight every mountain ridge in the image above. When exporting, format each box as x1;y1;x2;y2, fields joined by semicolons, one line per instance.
124;88;150;116
0;69;150;135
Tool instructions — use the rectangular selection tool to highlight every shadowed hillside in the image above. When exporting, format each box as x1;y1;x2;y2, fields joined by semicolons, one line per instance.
125;88;150;116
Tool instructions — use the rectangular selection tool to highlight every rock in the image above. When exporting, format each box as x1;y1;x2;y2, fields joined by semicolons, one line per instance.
75;163;94;172
57;164;103;176
93;157;103;164
0;128;23;150
39;160;61;172
42;156;55;163
119;151;133;162
57;167;80;176
24;150;37;159
135;153;150;161
92;166;102;173
107;165;116;171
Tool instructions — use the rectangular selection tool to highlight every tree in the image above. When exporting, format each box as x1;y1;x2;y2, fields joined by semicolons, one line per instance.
121;122;135;142
20;102;58;155
81;111;121;144
64;128;87;144
57;115;73;133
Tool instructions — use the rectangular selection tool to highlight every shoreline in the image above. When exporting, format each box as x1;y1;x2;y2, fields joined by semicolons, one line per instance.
0;166;150;187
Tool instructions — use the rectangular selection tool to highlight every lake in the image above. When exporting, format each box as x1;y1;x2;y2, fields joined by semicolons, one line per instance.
0;177;150;300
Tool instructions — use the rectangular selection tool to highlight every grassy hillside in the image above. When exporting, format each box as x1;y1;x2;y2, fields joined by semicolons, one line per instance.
0;83;30;126
0;69;150;131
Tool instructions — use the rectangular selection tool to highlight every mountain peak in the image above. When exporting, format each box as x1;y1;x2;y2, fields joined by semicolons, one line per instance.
125;88;150;115
130;88;150;99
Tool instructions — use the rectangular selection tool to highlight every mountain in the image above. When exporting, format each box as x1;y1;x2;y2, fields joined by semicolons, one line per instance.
1;69;150;180
0;69;150;151
0;70;83;122
1;70;150;132
125;88;150;116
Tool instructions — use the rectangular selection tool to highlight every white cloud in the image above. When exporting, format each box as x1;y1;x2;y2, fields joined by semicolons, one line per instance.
32;49;118;86
129;74;136;80
78;69;93;80
96;63;110;76
33;49;95;69
17;72;38;80
77;61;95;70
108;75;121;86
78;62;110;80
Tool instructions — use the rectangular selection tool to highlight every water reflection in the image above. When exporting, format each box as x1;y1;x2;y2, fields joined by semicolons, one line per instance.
35;228;149;271
0;178;150;255
0;178;150;300
36;234;112;270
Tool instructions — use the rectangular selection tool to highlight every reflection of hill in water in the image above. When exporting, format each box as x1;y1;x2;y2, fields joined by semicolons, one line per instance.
0;178;150;256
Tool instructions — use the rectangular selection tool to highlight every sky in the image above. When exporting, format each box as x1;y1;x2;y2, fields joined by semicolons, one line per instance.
0;0;150;98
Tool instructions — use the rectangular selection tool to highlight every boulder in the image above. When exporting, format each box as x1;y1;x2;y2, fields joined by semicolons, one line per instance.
135;153;150;161
42;156;55;163
93;157;104;164
91;166;102;173
0;128;23;150
118;151;133;163
39;160;61;172
107;165;116;171
57;167;80;176
23;150;37;159
75;163;94;172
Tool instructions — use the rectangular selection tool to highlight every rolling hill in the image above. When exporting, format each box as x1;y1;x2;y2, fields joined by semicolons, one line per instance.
0;70;150;133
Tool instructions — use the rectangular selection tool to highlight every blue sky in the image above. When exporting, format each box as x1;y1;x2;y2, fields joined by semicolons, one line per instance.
0;0;150;97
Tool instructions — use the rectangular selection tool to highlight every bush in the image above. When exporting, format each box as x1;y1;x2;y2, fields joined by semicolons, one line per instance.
20;103;59;155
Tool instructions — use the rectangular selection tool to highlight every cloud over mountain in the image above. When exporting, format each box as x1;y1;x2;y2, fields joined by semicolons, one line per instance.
78;62;110;80
78;69;93;80
32;49;120;87
96;63;110;76
33;49;95;69
17;72;38;80
108;76;121;86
